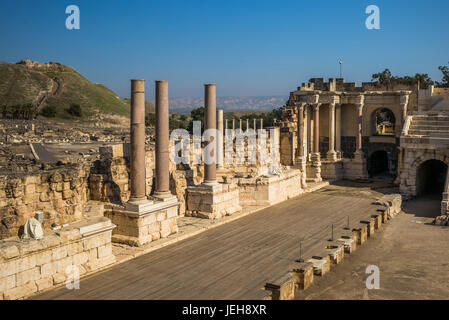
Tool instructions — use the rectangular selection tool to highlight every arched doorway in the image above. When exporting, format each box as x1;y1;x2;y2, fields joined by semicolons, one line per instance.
417;160;448;198
368;150;392;178
372;108;396;136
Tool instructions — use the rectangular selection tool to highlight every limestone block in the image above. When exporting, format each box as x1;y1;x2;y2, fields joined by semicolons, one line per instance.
353;224;368;245
36;250;52;266
40;261;56;278
16;267;41;286
87;248;98;262
0;275;16;292
160;220;171;238
56;257;73;275
290;262;314;290
3;281;37;300
97;244;112;259
41;234;62;249
325;243;345;264
52;246;68;260
73;252;89;265
36;277;53;292
0;245;19;260
52;273;66;285
307;256;331;276
338;236;356;254
360;219;375;237
16;255;37;273
372;214;382;229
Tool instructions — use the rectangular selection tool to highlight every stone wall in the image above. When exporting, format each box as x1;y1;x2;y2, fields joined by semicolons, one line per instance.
230;169;303;206
0;164;90;240
0;217;115;300
89;144;188;215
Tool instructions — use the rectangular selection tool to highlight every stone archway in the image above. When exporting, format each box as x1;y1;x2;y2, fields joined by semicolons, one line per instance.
417;159;448;198
371;108;396;136
368;150;391;178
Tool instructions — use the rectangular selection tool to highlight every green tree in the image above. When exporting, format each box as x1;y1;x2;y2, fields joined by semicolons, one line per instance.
372;69;393;85
372;69;434;89
189;107;205;132
436;62;449;88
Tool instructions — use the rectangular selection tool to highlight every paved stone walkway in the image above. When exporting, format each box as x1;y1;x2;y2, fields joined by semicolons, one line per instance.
34;182;394;300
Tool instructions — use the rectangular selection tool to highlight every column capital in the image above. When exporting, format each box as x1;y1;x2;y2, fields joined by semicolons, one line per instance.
295;102;307;112
400;94;409;105
355;102;364;113
313;103;322;111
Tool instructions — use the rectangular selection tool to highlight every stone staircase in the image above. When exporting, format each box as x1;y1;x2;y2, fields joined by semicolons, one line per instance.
407;115;449;139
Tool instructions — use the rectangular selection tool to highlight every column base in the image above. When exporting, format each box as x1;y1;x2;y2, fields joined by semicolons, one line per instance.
186;183;242;220
294;156;308;188
306;153;322;182
326;150;338;161
153;191;177;202
106;196;179;247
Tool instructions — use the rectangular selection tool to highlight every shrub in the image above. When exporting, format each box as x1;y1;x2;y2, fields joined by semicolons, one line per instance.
66;104;82;117
40;105;57;118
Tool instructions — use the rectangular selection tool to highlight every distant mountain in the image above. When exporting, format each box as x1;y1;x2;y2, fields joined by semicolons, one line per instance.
0;60;129;119
168;96;288;113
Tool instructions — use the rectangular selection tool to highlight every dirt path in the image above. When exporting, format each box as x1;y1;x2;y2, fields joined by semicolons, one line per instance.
296;196;449;300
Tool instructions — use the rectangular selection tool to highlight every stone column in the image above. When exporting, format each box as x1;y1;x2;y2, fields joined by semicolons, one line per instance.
204;84;217;185
310;103;322;182
253;119;257;130
155;80;171;198
307;105;312;160
400;94;409;133
327;102;337;161
225;119;228;130
129;79;147;203
355;101;364;159
217;109;224;168
260;118;263;129
239;119;242;131
246;119;249;131
313;104;321;156
295;103;305;159
232;118;235;130
336;104;342;158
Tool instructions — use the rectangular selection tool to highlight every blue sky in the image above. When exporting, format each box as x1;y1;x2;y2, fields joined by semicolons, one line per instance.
0;0;448;100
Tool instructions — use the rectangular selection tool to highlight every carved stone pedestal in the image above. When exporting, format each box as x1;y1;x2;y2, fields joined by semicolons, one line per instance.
186;183;241;219
306;153;322;182
106;196;179;246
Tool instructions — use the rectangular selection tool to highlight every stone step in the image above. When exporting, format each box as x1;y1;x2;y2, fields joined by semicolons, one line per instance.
408;129;449;136
409;125;449;131
413;116;449;121
412;120;449;126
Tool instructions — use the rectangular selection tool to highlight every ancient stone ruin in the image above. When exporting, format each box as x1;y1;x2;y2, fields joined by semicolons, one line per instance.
1;76;448;300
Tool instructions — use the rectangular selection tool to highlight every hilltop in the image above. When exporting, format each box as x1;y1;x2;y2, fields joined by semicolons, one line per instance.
0;60;130;121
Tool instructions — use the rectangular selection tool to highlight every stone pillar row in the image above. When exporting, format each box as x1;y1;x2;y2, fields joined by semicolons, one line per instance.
297;102;344;162
129;79;172;203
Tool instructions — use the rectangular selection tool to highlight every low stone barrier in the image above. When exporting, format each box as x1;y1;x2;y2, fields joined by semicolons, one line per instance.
262;194;402;300
233;169;303;206
0;217;115;300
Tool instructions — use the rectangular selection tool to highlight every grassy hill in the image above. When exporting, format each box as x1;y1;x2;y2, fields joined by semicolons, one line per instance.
0;60;130;120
